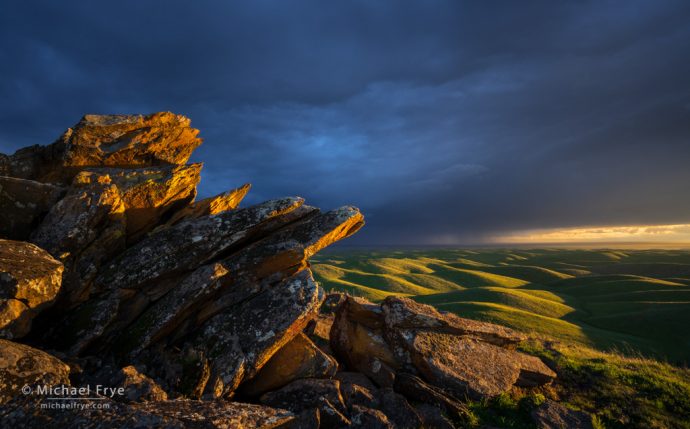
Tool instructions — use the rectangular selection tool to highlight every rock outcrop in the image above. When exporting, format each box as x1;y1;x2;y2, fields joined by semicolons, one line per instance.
0;112;558;428
331;295;556;401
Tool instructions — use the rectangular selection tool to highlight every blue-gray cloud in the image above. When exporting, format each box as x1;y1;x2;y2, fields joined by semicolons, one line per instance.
1;0;689;244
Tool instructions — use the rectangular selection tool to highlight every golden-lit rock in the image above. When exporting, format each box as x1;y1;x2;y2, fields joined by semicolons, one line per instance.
75;163;202;242
161;183;251;228
2;112;202;183
0;240;63;339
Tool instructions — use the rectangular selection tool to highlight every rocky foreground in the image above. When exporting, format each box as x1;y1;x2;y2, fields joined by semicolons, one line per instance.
0;113;575;428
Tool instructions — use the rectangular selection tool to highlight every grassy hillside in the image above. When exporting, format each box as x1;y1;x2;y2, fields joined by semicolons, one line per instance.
312;248;690;363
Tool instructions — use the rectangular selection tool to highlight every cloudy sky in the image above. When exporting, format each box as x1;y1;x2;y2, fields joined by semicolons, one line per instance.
1;1;689;245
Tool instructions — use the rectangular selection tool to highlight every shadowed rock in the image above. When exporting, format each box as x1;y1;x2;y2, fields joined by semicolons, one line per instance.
0;176;65;240
0;339;70;404
0;240;63;339
261;378;350;428
393;373;471;423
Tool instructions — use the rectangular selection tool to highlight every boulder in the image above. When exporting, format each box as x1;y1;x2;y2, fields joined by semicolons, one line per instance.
0;240;63;339
0;339;70;404
0;176;64;240
531;400;594;429
261;378;350;428
161;183;251;227
0;396;298;428
241;333;338;397
75;163;202;242
2;112;202;183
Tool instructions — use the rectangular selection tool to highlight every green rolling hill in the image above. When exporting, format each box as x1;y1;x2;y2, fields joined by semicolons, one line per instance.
312;248;690;363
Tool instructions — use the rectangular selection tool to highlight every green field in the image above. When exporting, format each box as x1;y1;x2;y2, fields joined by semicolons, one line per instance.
312;248;690;364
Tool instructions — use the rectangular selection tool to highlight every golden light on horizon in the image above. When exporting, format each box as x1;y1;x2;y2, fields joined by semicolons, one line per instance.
492;223;690;244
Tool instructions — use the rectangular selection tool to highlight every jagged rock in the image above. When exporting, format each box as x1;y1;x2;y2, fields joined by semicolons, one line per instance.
51;198;307;355
2;113;202;183
330;296;398;387
189;269;324;398
29;180;126;306
401;330;556;400
393;373;471;423
531;400;594;429
112;365;168;403
377;388;422;429
0;240;63;338
161;183;251;227
261;378;350;428
241;332;337;397
0;176;65;240
1;396;298;428
0;112;371;428
75;163;202;242
106;205;362;360
0;339;70;404
350;405;394;428
96;197;306;293
382;296;525;348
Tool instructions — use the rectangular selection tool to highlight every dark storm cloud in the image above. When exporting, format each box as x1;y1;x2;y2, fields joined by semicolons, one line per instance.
1;0;689;244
